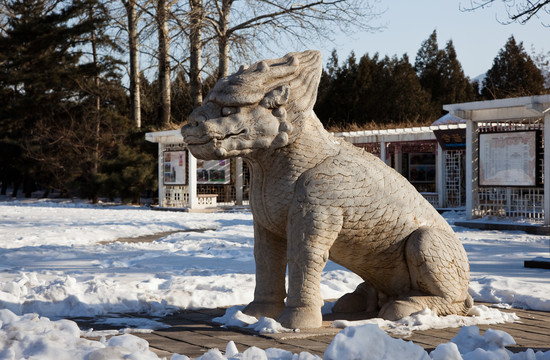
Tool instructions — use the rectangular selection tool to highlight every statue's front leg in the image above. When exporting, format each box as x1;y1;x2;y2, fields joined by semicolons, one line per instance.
243;223;286;319
277;205;343;329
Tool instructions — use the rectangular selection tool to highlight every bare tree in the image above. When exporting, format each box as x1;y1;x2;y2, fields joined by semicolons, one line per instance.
462;0;550;24
101;0;149;129
0;1;11;36
142;0;381;116
206;0;383;78
211;0;232;79
189;0;205;107
169;0;382;107
157;0;172;127
122;0;142;128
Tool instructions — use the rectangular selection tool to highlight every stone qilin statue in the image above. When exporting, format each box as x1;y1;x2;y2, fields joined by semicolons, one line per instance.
181;50;472;329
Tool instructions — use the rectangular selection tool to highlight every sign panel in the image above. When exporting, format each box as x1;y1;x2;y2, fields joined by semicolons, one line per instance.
197;159;231;184
163;151;186;185
479;131;538;187
433;128;466;150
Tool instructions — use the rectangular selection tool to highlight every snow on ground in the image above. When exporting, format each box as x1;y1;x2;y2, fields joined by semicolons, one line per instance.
0;200;549;359
0;200;361;319
444;211;550;311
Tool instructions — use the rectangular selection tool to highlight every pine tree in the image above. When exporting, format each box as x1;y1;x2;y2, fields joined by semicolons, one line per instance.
415;30;444;106
440;40;476;104
314;50;339;127
0;0;94;195
351;52;380;124
315;51;433;129
482;36;545;99
383;54;433;124
415;30;475;113
0;0;134;198
139;73;160;128
314;51;359;128
356;54;432;125
171;70;193;124
0;0;90;133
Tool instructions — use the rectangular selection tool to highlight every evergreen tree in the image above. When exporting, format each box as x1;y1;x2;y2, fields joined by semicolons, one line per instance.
314;50;340;127
415;30;443;100
100;139;156;204
415;30;475;113
315;51;433;129
314;51;359;128
171;70;193;125
0;0;157;202
0;0;98;194
355;53;432;125
383;54;433;124
139;73;160;128
440;40;476;104
482;36;546;99
351;52;380;124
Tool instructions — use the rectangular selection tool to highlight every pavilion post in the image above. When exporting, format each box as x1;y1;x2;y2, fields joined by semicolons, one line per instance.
235;157;243;206
158;143;165;207
188;150;198;209
465;120;477;220
544;113;550;226
437;143;445;208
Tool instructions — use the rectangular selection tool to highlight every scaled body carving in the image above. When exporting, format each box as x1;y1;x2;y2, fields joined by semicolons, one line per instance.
181;50;472;329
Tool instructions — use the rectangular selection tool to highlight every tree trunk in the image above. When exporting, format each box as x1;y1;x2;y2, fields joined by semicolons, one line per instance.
189;0;203;108
157;0;171;127
217;0;232;79
90;17;101;204
125;0;141;128
218;34;229;80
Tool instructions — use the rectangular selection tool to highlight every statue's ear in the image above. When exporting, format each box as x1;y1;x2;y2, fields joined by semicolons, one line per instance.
260;85;290;109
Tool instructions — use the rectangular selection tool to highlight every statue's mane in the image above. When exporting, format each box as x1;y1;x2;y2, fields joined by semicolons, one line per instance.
207;50;322;129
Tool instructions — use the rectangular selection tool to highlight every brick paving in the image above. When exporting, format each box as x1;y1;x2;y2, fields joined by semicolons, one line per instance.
76;304;550;359
89;231;550;358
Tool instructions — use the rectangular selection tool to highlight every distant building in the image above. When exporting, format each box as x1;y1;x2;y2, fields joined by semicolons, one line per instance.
145;130;247;210
146;94;550;232
444;94;550;231
333;116;466;210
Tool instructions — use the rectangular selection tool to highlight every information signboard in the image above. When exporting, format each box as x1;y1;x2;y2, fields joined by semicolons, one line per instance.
479;131;539;187
163;151;186;185
197;159;231;184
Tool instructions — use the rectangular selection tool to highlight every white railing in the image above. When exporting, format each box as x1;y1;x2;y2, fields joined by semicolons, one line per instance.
476;187;544;222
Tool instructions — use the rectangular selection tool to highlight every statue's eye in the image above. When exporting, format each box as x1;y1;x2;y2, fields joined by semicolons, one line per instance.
221;107;237;116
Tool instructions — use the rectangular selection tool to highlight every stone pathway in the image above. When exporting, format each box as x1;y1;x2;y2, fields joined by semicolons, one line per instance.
98;228;216;245
84;230;550;358
74;304;550;359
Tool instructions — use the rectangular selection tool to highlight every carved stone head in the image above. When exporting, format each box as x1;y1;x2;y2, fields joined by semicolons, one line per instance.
181;50;322;160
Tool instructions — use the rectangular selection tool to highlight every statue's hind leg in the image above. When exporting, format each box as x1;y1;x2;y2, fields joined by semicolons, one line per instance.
379;226;472;320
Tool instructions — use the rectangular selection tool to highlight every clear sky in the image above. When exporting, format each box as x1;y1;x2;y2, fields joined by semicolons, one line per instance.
306;0;549;79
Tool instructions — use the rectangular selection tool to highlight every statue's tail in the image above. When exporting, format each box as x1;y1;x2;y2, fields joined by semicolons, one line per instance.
461;294;475;316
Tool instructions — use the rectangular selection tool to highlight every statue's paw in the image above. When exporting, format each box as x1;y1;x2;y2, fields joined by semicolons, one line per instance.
243;301;284;319
333;292;367;313
333;282;379;313
378;299;424;321
277;306;322;329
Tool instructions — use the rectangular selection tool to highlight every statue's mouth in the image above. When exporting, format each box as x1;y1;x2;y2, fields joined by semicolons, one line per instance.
185;129;247;147
184;137;212;147
221;128;248;140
